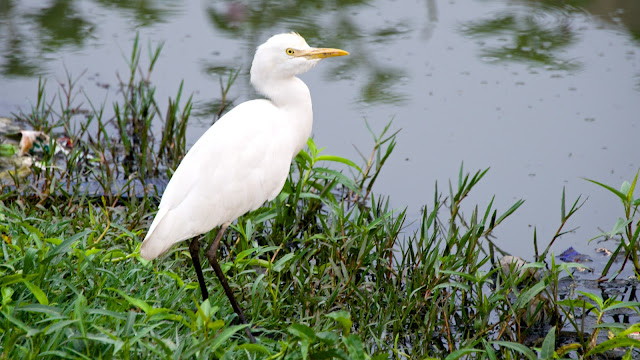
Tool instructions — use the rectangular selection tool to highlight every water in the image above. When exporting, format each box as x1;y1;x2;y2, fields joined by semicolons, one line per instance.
0;0;638;262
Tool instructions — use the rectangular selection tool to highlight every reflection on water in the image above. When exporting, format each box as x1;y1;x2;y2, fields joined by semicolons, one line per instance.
461;4;581;71
538;0;640;38
0;0;638;81
29;0;93;50
461;0;640;73
92;0;178;27
0;0;177;78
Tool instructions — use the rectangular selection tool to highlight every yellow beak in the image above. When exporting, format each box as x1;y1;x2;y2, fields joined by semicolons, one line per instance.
300;48;350;59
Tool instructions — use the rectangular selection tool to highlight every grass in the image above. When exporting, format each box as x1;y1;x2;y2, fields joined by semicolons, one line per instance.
1;38;639;359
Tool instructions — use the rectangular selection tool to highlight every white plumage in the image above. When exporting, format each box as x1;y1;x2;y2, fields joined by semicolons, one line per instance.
140;33;348;260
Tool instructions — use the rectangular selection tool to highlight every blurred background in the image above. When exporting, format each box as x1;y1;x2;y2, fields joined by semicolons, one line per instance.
0;0;638;258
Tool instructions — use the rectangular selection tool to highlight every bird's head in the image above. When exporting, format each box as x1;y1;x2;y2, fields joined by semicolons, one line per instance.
251;33;349;81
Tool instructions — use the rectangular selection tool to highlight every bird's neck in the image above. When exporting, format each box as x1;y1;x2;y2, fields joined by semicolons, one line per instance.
254;75;310;108
254;75;313;156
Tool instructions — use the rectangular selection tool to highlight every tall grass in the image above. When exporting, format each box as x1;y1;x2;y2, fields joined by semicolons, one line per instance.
1;38;639;359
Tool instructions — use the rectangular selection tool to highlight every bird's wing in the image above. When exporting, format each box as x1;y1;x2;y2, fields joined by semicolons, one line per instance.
141;99;294;259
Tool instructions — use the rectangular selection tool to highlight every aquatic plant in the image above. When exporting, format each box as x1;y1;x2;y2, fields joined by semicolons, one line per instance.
586;172;640;279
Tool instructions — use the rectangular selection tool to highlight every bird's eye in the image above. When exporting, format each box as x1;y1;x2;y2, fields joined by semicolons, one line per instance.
286;48;295;55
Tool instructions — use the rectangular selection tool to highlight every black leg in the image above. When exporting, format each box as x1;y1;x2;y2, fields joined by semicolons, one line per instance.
189;237;209;301
205;224;256;343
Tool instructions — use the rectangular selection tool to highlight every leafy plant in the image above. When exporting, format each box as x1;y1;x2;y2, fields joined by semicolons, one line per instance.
586;170;640;278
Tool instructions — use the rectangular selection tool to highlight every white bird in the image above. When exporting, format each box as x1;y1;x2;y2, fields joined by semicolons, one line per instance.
139;33;348;342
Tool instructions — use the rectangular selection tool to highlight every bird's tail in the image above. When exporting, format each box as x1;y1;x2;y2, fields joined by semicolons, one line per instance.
140;207;172;260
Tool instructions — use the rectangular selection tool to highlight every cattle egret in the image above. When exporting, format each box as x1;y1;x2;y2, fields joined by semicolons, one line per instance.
140;33;348;342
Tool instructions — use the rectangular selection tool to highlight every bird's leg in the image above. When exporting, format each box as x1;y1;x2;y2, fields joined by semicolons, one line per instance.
189;237;209;301
206;224;256;343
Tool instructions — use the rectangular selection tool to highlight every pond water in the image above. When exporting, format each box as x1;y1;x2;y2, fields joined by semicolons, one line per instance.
0;0;638;262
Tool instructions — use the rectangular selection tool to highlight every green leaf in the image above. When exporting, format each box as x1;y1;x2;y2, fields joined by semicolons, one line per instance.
24;281;49;305
45;229;94;261
43;319;78;336
586;337;640;356
74;293;87;328
603;301;640;312
514;281;546;310
314;155;362;173
313;349;349;360
158;271;184;288
23;248;38;275
540;326;556;360
109;288;151;314
301;338;310;360
483;340;497;360
343;334;366;360
306;137;319;156
297;149;313;168
1;309;35;333
445;349;483;360
624;170;638;204
235;343;271;354
183;324;248;358
492;341;537;360
16;304;61;317
0;273;37;287
316;331;339;345
557;299;595;313
83;334;125;354
494;199;525;226
620;181;631;196
584;178;627;204
325;310;352;336
372;353;389;360
312;167;360;193
209;325;249;352
288;323;316;341
272;253;295;272
578;291;604;310
622;347;634;360
235;247;261;264
608;218;633;237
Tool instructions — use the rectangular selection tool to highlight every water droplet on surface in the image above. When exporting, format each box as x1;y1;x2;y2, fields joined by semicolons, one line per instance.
480;56;499;63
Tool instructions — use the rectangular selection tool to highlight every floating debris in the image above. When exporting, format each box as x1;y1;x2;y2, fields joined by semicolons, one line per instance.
558;246;592;263
19;130;49;155
499;255;541;281
0;117;21;134
595;247;612;256
1;117;79;183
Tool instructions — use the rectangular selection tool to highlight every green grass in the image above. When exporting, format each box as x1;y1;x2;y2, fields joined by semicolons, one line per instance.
1;38;639;360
